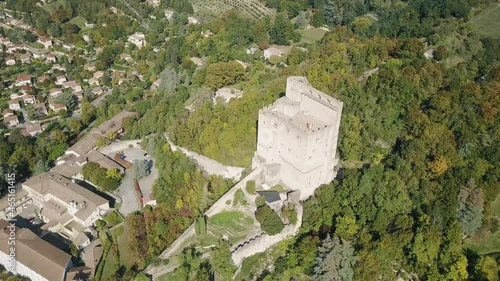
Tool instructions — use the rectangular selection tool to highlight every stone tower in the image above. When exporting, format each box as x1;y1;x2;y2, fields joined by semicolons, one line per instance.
252;76;343;200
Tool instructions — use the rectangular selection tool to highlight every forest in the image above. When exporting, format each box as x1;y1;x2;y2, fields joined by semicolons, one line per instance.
121;2;499;280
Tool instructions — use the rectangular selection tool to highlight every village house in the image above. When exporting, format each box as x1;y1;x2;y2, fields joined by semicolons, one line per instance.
0;221;73;281
33;103;48;116
19;53;31;64
8;100;21;111
93;71;104;80
264;47;284;60
45;54;57;63
55;75;67;85
63;80;82;92
213;87;244;104
88;77;99;86
246;47;258;55
49;100;67;112
3;115;19;127
0;37;11;46
128;32;146;49
30;49;43;59
164;9;174;20
52;64;66;72
20;85;32;95
37;37;52;49
2;109;14;118
50;88;63;98
187;16;200;25
7;44;25;54
92;87;104;95
37;75;50;85
15;74;32;87
84;63;96;72
22;95;36;105
201;30;214;38
73;91;84;101
62;44;72;51
10;92;24;100
146;0;160;7
5;56;15;65
120;53;133;63
190;57;204;66
25;123;44;136
151;78;162;89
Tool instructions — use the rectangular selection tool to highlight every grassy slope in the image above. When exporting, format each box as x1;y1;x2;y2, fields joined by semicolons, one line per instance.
471;2;500;38
101;247;118;280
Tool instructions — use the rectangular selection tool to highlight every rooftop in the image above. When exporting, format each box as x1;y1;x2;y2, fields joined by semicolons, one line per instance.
22;171;109;221
0;220;71;281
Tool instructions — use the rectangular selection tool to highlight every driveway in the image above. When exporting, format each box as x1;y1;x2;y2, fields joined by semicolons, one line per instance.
105;147;159;214
116;169;140;215
113;148;157;197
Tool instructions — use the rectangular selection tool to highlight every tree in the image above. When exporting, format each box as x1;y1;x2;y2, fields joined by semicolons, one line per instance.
81;102;96;125
210;240;236;279
288;47;307;66
245;180;256;194
204;61;245;90
133;159;149;180
255;205;284;235
67;118;82;133
34;159;48;174
314;234;358;281
334;213;359;239
56;92;77;111
427;155;448;177
269;13;294;45
457;180;484;236
434;46;449;61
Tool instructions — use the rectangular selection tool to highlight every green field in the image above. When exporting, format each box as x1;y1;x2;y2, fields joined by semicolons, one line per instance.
68;16;87;28
471;2;500;38
465;194;500;254
298;28;327;44
101;247;118;280
208;211;254;233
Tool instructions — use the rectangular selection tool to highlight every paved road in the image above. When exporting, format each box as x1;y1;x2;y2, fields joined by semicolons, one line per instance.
91;89;112;107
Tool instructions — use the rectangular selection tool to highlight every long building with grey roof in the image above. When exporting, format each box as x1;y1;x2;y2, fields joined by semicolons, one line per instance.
0;220;72;281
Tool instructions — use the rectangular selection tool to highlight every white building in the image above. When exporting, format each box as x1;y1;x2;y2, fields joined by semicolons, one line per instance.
8;100;21;111
55;75;67;85
15;74;32;87
0;220;72;281
22;172;110;247
37;37;52;49
128;32;146;49
164;9;174;20
263;47;284;60
252;76;343;200
4;115;19;127
5;56;15;65
187;16;200;25
22;95;36;105
50;88;63;98
63;80;82;92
